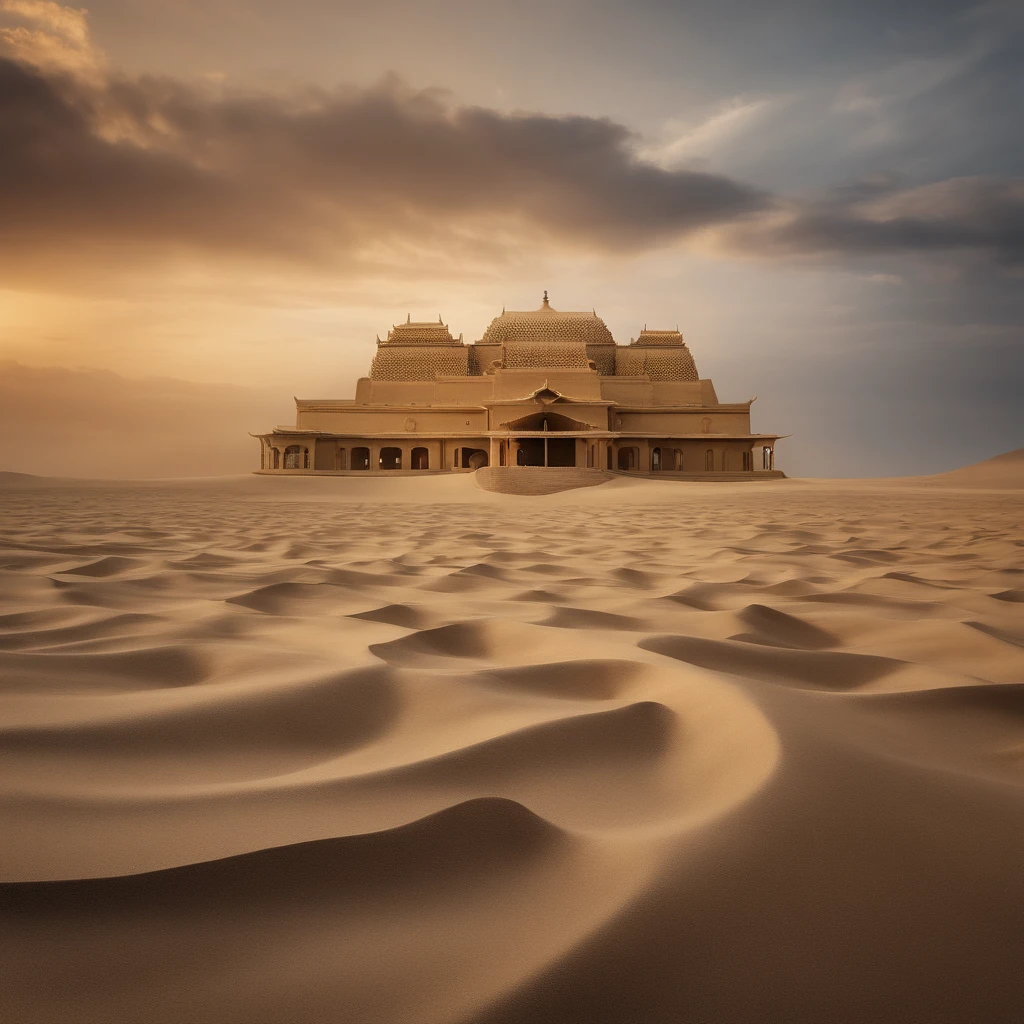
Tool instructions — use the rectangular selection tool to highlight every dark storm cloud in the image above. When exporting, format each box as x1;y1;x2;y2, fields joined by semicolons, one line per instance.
2;12;1022;280
737;176;1024;266
0;55;769;271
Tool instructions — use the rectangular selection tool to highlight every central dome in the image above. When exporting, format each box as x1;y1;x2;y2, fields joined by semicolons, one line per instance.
480;292;614;345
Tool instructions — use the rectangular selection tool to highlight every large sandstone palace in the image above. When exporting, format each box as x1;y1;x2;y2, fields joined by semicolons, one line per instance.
255;294;783;487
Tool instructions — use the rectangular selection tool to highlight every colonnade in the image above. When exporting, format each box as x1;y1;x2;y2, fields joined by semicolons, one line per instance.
259;436;774;474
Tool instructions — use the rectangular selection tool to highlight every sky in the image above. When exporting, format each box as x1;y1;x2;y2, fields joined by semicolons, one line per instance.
0;0;1022;478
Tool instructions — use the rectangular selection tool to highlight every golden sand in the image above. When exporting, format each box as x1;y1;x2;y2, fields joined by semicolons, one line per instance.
1;461;1022;1022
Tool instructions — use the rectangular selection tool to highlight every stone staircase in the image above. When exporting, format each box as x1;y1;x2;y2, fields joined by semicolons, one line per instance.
474;467;614;495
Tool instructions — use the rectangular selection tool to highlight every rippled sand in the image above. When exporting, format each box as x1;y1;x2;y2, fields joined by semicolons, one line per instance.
1;473;1023;1023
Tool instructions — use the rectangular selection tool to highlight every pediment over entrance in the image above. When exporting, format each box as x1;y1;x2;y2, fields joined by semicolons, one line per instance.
492;382;609;407
499;410;596;431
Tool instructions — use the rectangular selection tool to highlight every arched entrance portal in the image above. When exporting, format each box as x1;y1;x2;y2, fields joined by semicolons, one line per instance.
617;446;639;471
379;447;402;470
515;437;575;467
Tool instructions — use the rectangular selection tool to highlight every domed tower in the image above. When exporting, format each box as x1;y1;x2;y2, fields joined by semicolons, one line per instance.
614;327;699;381
468;292;617;375
369;315;468;380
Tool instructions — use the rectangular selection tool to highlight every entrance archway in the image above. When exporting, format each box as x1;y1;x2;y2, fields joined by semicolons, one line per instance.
618;446;639;471
514;438;575;467
411;447;429;470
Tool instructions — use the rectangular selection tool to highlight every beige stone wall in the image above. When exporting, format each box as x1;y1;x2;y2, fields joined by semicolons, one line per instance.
599;378;653;405
616;410;752;433
432;378;496;404
648;382;706;406
296;408;489;432
490;369;603;401
356;380;436;405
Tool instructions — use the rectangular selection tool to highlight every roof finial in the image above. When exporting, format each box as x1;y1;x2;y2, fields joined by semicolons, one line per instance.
407;313;411;323
542;289;550;308
438;314;443;323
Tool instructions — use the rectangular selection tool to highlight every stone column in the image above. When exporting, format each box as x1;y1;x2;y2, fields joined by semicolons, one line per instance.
489;437;501;468
370;444;381;472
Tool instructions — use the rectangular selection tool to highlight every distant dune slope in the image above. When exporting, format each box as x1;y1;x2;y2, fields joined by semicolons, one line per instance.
923;447;1024;488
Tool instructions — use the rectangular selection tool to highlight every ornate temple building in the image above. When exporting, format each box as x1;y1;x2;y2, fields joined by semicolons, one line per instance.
254;294;782;485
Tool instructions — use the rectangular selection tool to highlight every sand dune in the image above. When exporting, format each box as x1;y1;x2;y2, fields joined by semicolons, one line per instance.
1;470;1023;1022
922;446;1024;488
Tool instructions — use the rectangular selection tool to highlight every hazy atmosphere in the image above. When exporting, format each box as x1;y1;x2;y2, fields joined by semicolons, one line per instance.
1;0;1022;477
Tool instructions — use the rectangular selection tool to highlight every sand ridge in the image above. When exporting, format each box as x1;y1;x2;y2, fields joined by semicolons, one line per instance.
1;477;1023;1022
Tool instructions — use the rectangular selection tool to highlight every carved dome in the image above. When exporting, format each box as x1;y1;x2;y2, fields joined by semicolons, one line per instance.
479;293;614;345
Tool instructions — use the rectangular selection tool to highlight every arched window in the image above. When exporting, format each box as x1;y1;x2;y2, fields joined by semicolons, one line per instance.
705;449;714;472
466;449;488;469
351;446;370;470
763;446;772;470
380;447;402;470
652;446;662;471
617;446;638;471
411;447;429;470
701;417;712;434
674;448;683;472
283;445;302;469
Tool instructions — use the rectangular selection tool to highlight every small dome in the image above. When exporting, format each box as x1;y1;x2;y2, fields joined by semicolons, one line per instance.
480;294;614;345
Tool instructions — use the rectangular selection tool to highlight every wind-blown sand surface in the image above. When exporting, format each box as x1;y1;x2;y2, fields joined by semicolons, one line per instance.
1;464;1023;1023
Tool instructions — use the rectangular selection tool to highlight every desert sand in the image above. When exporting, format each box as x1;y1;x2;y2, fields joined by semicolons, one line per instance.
1;455;1023;1023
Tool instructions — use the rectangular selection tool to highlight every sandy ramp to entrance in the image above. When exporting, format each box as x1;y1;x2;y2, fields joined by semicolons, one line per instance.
0;468;1023;1022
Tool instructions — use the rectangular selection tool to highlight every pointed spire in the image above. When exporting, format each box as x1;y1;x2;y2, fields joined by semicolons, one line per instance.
407;313;411;323
438;314;443;323
541;289;550;308
502;305;505;314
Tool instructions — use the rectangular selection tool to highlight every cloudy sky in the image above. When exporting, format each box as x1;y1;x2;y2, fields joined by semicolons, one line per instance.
1;0;1021;477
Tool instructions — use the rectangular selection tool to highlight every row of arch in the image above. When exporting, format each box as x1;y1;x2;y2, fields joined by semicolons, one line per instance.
616;447;758;472
263;442;774;473
345;446;432;470
261;445;311;470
